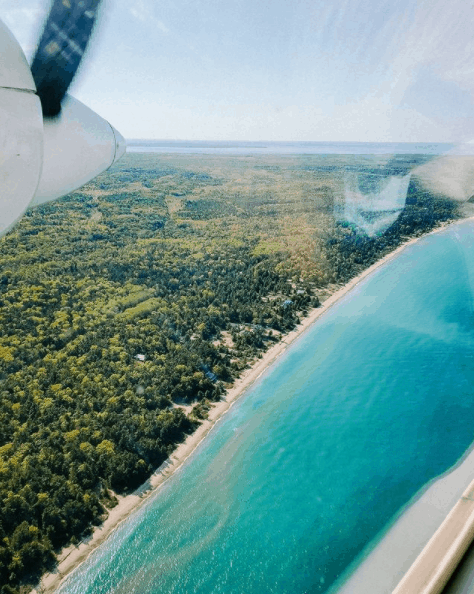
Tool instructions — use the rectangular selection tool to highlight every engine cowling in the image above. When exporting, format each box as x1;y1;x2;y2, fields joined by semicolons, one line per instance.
31;95;126;207
0;19;126;238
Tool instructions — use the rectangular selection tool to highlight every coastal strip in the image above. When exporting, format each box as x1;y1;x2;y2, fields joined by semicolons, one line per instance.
35;219;465;594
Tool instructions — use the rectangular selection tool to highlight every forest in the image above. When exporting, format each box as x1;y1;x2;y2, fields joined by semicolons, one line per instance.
0;151;459;593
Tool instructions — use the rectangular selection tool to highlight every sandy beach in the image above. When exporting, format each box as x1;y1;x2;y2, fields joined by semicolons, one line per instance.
34;218;466;594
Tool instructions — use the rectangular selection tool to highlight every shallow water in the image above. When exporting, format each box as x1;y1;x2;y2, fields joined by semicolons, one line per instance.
58;220;474;594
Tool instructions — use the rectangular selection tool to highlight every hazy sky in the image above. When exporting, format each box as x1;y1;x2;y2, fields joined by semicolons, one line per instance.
3;0;474;142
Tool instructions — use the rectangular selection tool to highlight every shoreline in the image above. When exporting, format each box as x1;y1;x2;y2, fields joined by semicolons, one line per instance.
35;217;468;594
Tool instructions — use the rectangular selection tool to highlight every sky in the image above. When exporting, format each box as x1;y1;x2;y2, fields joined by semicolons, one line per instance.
2;0;474;142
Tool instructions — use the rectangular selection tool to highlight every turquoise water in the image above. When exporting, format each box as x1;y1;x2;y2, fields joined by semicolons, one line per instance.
59;221;474;594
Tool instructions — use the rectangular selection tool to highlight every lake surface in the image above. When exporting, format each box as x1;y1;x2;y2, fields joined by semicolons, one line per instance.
58;220;474;594
126;140;457;156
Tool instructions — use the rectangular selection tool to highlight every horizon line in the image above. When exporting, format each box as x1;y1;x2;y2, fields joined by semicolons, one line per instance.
125;139;457;144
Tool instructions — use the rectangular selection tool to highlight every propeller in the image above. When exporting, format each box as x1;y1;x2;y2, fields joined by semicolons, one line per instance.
0;0;125;238
30;0;103;117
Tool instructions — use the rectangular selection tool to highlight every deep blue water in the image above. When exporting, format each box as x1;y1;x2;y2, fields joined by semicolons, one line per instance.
126;140;457;156
58;220;474;594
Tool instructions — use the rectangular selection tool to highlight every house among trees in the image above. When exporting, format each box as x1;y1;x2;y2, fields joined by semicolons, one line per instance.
135;354;146;362
200;363;218;382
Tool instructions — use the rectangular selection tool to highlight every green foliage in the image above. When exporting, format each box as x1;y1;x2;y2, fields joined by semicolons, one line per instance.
0;152;458;593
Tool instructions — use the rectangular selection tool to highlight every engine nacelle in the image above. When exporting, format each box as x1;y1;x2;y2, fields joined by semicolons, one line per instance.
0;19;126;238
31;95;126;207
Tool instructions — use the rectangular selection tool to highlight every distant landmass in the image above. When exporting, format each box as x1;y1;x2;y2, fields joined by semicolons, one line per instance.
126;139;459;156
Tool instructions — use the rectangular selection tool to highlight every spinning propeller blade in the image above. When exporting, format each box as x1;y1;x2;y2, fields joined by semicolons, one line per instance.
30;0;102;117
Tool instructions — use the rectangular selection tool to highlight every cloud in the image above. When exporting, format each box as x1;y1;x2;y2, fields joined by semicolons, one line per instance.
129;0;169;33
